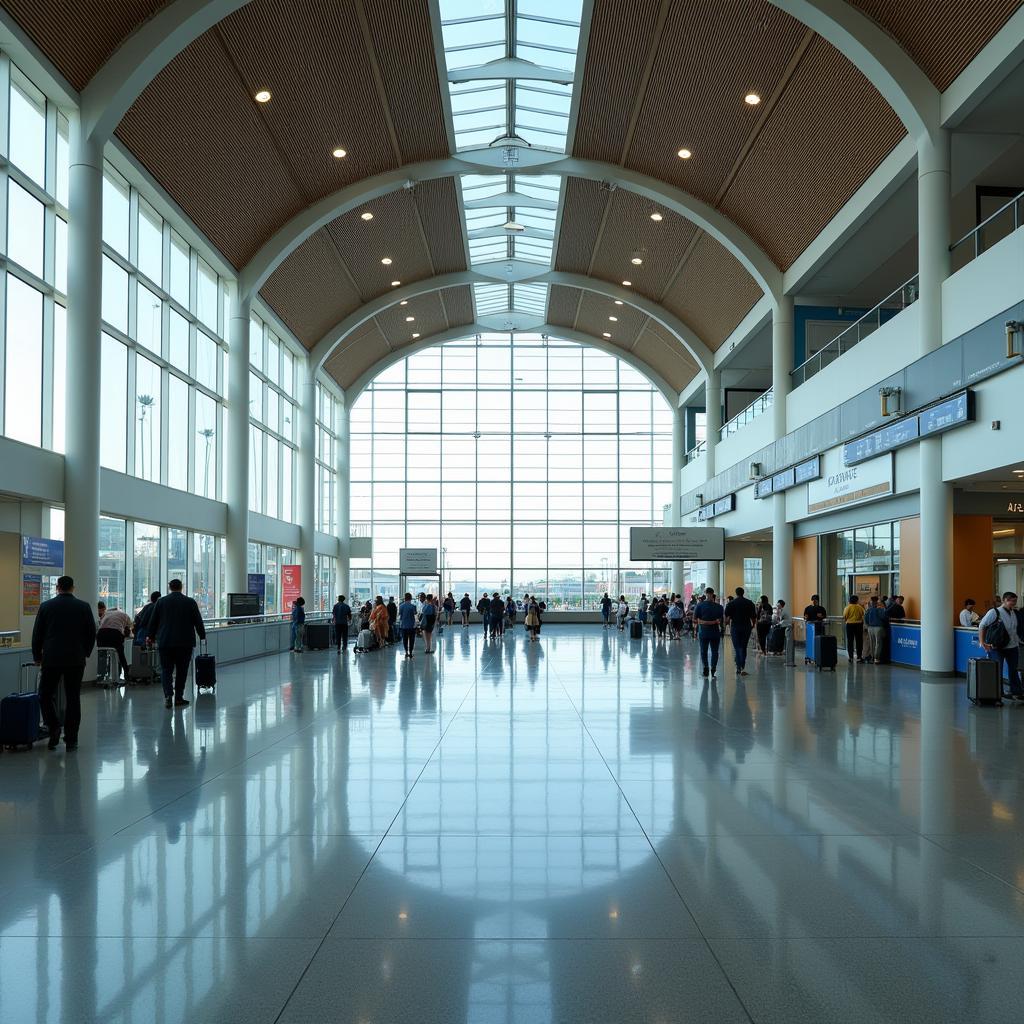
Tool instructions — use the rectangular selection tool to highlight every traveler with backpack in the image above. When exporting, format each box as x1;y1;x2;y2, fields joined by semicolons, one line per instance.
420;593;438;653
979;592;1024;700
724;587;757;675
443;593;456;626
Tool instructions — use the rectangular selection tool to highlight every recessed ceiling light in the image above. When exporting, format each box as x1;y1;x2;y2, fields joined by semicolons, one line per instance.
254;89;272;103
609;316;618;322
381;257;392;265
391;280;401;287
332;147;347;159
405;316;415;322
602;331;611;338
622;280;631;287
650;212;663;222
399;299;408;306
677;148;692;159
360;211;373;221
745;93;761;106
631;256;643;265
412;332;420;339
614;300;623;305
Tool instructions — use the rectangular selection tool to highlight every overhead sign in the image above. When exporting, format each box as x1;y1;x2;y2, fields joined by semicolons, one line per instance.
630;527;725;562
807;447;893;516
754;477;774;499
919;390;974;437
794;455;822;484
399;547;438;575
755;455;821;500
771;467;795;492
22;535;64;569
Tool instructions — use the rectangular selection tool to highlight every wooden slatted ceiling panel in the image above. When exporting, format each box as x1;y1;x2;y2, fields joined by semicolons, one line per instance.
719;36;904;270
571;0;663;163
661;234;761;350
363;0;451;162
547;285;583;328
572;291;646;350
553;179;609;273
117;30;307;269
258;230;362;349
413;178;468;275
438;285;475;327
374;291;449;349
850;0;1022;90
634;321;701;391
0;0;170;90
323;320;390;391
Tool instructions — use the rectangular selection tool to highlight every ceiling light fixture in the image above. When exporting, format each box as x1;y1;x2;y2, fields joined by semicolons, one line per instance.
622;280;632;287
360;211;373;221
399;299;408;306
503;220;525;232
677;148;692;159
745;93;761;105
391;280;401;287
332;147;347;159
254;89;272;103
650;212;663;222
381;257;392;265
405;316;415;322
412;332;420;338
602;331;611;338
614;300;623;305
631;255;643;265
609;316;618;322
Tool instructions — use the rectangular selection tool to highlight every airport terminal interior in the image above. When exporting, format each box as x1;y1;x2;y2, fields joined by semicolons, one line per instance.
2;0;1024;1021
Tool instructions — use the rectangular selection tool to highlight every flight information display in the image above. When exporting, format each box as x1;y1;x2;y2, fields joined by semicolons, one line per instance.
919;390;974;436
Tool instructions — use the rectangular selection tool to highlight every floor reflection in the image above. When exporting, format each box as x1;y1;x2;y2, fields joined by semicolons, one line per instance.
1;627;1024;1021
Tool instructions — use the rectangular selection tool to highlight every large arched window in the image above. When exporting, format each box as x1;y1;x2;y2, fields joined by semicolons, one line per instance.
349;333;674;608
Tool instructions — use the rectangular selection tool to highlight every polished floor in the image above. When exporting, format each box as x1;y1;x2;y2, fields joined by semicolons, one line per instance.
3;627;1024;1023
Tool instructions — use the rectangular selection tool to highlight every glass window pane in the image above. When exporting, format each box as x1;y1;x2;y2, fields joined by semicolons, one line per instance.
195;391;217;497
138;198;163;286
197;258;218;333
55;216;68;294
134;354;162;482
249;317;263;370
267;335;280;385
4;275;43;446
282;445;293;521
132;522;161;614
9;70;46;186
7;180;45;277
196;333;218;391
101;256;129;333
266;436;279;519
168;375;189;490
52;303;66;454
102;168;130;258
192;532;217;618
169;231;190;308
169;309;190;371
136;282;162;354
98;517;126;610
168;527;187;587
100;334;128;471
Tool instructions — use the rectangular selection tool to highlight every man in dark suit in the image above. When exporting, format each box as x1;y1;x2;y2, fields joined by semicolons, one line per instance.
148;579;207;709
31;575;96;751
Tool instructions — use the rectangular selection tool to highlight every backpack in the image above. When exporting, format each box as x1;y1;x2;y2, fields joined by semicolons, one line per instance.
986;609;1011;650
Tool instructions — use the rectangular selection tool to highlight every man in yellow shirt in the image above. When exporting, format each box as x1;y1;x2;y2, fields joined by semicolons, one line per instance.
843;594;866;662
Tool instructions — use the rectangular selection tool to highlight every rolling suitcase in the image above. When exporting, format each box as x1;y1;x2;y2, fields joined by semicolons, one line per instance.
813;634;838;671
1;664;42;750
129;642;159;684
967;657;1002;705
305;622;332;650
355;628;375;653
768;625;786;654
95;647;123;688
630;619;643;640
194;641;216;692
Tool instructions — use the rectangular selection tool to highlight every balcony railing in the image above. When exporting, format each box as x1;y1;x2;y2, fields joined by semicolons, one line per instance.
719;388;773;440
790;275;919;387
684;439;707;464
950;189;1024;265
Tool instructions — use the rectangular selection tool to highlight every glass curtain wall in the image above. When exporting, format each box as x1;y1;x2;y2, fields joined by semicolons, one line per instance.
315;382;339;534
350;334;673;607
0;57;69;452
247;542;298;614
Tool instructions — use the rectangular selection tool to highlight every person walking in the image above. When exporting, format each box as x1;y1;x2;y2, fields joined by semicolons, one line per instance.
979;592;1024;700
490;592;505;638
133;590;161;647
667;597;684;639
616;595;629;632
772;600;792;656
148;578;207;708
638;593;649;630
31;575;96;751
96;600;132;680
600;592;612;628
843;594;865;662
459;593;472;626
386;596;398;643
694;588;725;677
332;594;352;651
505;595;517;631
755;595;773;654
443;592;456;627
398;592;418;658
803;594;828;630
477;593;491;636
420;593;438;653
370;596;389;648
651;597;668;638
525;598;540;641
864;595;886;664
289;596;307;651
724;587;757;675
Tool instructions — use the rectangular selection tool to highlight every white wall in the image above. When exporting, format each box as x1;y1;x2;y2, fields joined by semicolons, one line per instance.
100;469;226;535
679;454;708;498
250;511;300;549
0;436;63;504
714;417;772;479
942;226;1024;342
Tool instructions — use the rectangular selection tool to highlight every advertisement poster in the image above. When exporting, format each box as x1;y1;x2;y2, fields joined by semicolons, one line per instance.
22;536;64;569
22;573;42;616
281;565;301;612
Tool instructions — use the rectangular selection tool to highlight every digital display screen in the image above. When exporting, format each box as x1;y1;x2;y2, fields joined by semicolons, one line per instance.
919;391;974;436
754;478;774;499
771;467;795;491
794;455;821;484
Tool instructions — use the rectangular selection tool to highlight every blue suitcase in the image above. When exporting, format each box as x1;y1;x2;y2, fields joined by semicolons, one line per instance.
1;664;42;750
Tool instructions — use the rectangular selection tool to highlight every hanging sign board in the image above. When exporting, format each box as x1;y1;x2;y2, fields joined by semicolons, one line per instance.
281;565;301;611
807;447;893;516
630;527;725;562
399;548;438;575
21;536;64;568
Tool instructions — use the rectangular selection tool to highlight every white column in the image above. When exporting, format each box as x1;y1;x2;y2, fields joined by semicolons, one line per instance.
336;403;351;597
224;294;251;595
771;296;794;609
64;125;104;605
917;129;953;671
671;404;685;594
772;493;792;609
702;368;722;595
297;358;317;602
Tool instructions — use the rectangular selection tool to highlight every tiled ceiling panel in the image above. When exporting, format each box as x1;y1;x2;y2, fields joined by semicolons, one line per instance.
438;285;475;327
719;36;905;269
117;30;307;269
323;320;390;391
850;0;1022;90
552;179;610;274
374;291;449;351
1;0;170;90
258;230;362;349
612;1;808;201
661;234;762;350
634;321;701;392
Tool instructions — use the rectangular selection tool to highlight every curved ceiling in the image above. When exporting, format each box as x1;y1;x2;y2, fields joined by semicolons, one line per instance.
3;0;1021;394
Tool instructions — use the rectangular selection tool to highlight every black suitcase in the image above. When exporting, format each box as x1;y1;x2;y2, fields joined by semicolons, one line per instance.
813;634;838;671
967;657;1002;705
305;622;332;649
768;625;786;654
194;642;216;691
1;664;41;750
630;619;643;640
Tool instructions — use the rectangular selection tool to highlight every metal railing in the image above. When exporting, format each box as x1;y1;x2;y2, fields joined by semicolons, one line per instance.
683;439;707;464
790;275;919;387
950;189;1024;264
202;612;332;629
719;388;773;440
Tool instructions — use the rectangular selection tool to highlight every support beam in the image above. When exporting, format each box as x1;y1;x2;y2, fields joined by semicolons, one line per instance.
917;128;951;357
771;296;795;440
224;294;251;594
671;406;685;595
336;404;351;598
703;367;722;480
297;357;317;615
772;494;793;613
64;125;104;606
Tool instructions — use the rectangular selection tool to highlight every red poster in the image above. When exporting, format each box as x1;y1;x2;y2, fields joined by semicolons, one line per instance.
281;564;301;612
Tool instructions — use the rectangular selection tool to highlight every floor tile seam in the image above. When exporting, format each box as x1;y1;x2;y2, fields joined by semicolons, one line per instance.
919;832;1024;898
271;670;484;1024
549;662;758;1024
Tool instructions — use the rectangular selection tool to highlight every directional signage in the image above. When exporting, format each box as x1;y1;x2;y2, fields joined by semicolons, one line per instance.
21;536;64;568
919;390;974;437
794;455;821;484
630;527;725;562
754;478;774;499
771;467;795;492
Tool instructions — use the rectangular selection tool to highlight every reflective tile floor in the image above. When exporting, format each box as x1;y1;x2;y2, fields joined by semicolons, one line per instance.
3;627;1024;1022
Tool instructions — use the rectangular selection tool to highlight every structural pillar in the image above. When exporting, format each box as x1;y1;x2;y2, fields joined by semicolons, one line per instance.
297;357;317;603
671;404;685;594
64;126;104;606
771;296;794;609
702;368;722;594
224;294;252;595
336;403;351;597
917;129;954;672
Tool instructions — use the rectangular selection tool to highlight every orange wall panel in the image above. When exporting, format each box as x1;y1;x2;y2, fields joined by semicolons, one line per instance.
954;515;993;620
792;536;817;607
899;517;920;619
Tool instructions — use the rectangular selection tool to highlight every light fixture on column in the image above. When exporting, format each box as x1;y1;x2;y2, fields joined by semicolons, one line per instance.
878;385;902;417
1006;319;1023;359
748;461;762;480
